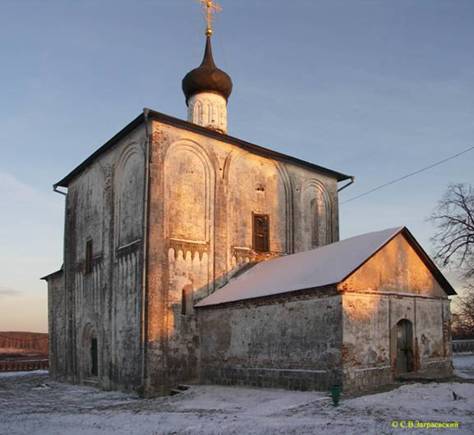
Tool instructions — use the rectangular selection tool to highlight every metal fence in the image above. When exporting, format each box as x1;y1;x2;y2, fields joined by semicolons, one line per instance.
453;339;474;353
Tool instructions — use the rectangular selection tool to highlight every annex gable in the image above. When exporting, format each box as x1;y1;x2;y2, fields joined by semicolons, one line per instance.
339;233;447;298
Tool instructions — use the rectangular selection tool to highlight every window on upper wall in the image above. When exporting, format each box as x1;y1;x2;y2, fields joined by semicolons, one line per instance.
85;239;93;274
181;288;187;316
253;214;270;253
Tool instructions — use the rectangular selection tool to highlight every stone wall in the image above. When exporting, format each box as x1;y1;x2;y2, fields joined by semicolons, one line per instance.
339;232;453;391
144;120;341;395
47;272;66;378
59;125;147;392
48;115;453;397
49;116;341;396
342;293;452;391
341;292;393;391
197;293;343;391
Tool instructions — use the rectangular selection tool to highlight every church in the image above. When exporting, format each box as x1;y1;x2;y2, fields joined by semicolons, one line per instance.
42;2;455;396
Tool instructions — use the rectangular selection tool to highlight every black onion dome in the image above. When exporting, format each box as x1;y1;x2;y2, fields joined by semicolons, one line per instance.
182;36;233;105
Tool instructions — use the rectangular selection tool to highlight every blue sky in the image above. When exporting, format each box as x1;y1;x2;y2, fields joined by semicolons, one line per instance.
0;0;473;332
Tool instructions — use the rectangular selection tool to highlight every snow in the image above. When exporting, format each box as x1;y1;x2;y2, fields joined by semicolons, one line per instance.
0;355;473;435
453;354;474;379
196;227;404;307
0;369;48;378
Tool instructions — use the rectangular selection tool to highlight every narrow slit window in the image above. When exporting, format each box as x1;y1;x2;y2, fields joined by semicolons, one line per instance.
253;214;269;253
85;240;93;274
181;288;187;315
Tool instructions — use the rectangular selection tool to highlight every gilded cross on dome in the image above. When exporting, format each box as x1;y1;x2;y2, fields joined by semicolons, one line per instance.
199;0;222;36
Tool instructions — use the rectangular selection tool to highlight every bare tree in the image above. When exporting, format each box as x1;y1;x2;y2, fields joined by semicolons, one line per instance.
430;183;474;338
451;284;474;339
430;183;474;282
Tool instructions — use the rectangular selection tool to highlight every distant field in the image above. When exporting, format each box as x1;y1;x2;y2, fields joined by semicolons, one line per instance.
0;332;48;371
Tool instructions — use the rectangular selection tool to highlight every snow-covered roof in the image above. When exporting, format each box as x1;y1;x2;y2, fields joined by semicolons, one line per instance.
195;226;454;308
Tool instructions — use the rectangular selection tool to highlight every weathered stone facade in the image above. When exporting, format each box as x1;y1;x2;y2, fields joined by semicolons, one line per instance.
198;291;343;390
339;233;453;391
45;125;147;391
44;109;344;395
45;270;65;376
196;231;454;393
144;117;340;394
43;109;455;395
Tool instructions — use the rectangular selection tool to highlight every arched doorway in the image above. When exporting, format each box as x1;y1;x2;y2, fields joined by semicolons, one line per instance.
396;319;414;373
90;337;98;377
82;324;99;379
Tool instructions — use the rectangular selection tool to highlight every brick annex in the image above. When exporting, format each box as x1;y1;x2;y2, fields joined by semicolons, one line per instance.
42;29;455;396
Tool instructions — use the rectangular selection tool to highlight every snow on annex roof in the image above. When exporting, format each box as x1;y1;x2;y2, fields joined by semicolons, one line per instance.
195;226;454;308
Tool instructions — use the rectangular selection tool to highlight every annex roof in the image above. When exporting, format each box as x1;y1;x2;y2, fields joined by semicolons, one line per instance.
40;265;63;281
195;227;456;308
54;109;351;188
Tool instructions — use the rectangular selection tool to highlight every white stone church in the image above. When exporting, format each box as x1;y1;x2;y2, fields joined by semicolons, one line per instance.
43;19;455;396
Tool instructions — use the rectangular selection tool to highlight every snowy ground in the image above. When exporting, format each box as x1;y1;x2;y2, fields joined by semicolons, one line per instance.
453;354;474;379
0;356;473;435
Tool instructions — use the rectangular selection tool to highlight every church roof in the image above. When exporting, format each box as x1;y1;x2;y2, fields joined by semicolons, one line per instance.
54;109;351;188
195;227;456;308
182;36;233;104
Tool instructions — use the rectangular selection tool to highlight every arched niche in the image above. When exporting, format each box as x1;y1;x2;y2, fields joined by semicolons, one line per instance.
114;143;145;247
192;100;203;124
302;179;333;250
164;140;215;243
226;151;289;255
75;164;105;258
